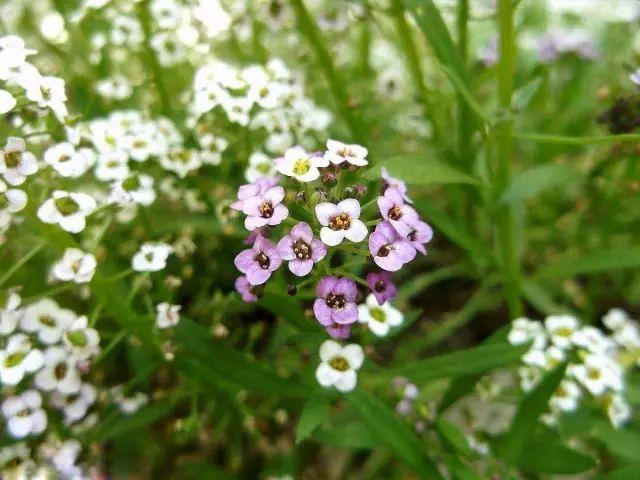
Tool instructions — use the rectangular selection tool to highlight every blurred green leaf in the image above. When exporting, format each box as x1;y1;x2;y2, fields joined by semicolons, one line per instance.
366;155;480;185
347;389;443;479
496;362;568;464
91;401;175;442
500;163;580;204
259;293;320;332
519;441;596;474
516;133;640;145
514;77;543;111
535;247;640;280
447;459;482;480
604;463;640;479
435;418;472;456
313;420;379;449
296;393;332;443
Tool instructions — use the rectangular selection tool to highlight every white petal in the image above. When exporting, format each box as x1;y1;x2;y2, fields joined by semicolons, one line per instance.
344;220;367;242
315;362;339;387
319;340;341;362
320;227;345;246
338;198;361;219
342;344;364;369
334;370;357;392
315;203;337;226
8;416;32;438
0;90;16;114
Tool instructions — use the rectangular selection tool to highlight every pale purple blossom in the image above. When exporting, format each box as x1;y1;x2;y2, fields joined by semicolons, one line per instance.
241;185;289;231
403;217;433;255
368;221;416;272
381;167;412;204
234;235;282;286
377;187;419;236
326;323;351;340
315;199;368;246
313;276;358;327
367;271;397;305
235;276;259;303
277;222;327;276
231;177;279;211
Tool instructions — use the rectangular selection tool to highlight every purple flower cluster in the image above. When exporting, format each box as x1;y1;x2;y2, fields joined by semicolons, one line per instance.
232;145;433;339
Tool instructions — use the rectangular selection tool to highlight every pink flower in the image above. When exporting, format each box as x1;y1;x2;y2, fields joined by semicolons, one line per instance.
377;187;419;236
381;167;412;204
277;222;327;276
326;323;351;339
403;217;433;255
366;271;397;305
313;276;359;327
231;177;279;211
234;235;282;285
241;185;289;231
368;221;416;272
315;199;368;246
235;276;259;303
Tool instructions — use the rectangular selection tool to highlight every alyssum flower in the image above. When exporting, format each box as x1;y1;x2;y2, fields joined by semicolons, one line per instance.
277;222;327;276
0;333;43;386
316;199;368;246
366;271;397;305
52;248;97;284
368;221;416;272
234;235;282;286
132;242;173;272
315;340;364;392
275;146;329;182
0;179;27;229
324;139;368;167
241;184;289;231
37;190;97;233
358;293;403;337
0;137;38;186
2;390;47;438
314;276;358;332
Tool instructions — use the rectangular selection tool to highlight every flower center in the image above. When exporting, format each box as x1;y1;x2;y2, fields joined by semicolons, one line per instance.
4;352;26;368
54;196;80;216
377;243;392;257
132;139;148;149
370;307;386;322
259;202;274;218
257;162;271;174
4;151;21;168
329;355;349;371
374;280;386;292
71;259;82;273
555;385;568;398
587;367;602;380
329;213;351;231
555;327;573;337
255;251;270;269
408;230;417;241
122;175;141;192
326;293;346;309
58;154;72;163
39;314;57;327
293;158;311;175
54;361;68;380
388;205;402;220
0;193;8;210
292;239;312;260
67;330;88;347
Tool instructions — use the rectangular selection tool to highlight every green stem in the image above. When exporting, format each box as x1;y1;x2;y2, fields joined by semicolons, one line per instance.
289;0;366;143
456;0;472;165
0;241;45;289
495;0;522;317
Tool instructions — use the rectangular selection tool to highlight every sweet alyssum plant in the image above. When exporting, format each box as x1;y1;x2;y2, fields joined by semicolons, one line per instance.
232;141;433;391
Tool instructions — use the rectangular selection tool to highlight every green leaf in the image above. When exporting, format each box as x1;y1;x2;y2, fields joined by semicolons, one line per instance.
347;389;443;479
496;362;568;464
313;420;379;450
513;77;543;111
521;280;575;316
535;247;640;280
296;393;332;443
447;459;482;480
500;163;580;204
518;441;596;474
365;155;480;186
386;342;528;382
589;419;640;461
435;419;472;456
604;463;640;480
91;401;175;442
259;293;319;332
515;133;640;145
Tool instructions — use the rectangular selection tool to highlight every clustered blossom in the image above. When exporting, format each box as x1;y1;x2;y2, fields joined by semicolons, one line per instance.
508;311;634;428
232;139;433;393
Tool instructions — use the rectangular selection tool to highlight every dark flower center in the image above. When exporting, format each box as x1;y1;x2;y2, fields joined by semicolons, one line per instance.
54;196;80;216
326;293;346;309
255;251;270;269
388;205;402;220
374;280;386;292
408;230;417;241
39;315;57;327
370;307;386;322
329;213;351;231
377;244;392;257
55;362;68;380
4;151;21;168
329;355;349;371
58;154;71;163
292;239;312;260
259;202;274;218
4;352;25;368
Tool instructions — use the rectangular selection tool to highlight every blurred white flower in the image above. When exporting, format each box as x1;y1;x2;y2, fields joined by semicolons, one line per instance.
51;383;97;424
569;353;623;396
0;290;22;336
110;174;156;206
607;393;631;428
545;315;579;349
111;386;148;414
45;142;91;178
110;16;143;47
2;390;47;438
132;242;173;272
35;346;82;395
95;150;130;181
324;139;368;167
198;133;228;166
159;148;202;177
53;248;97;284
37;190;97;233
358;294;403;337
245;151;275;182
550;379;581;412
96;75;133;100
0;89;16;114
0;179;27;229
151;0;182;29
508;317;547;349
21;298;76;344
0;137;39;186
62;316;100;361
0;333;43;385
151;32;184;67
571;326;615;354
315;340;364;392
156;302;181;329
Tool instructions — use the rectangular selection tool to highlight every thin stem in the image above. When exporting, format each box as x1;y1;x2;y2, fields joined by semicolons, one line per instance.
0;241;46;289
457;0;472;166
495;0;522;317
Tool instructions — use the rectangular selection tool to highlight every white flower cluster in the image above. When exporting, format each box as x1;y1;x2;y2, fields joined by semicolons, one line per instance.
508;311;636;428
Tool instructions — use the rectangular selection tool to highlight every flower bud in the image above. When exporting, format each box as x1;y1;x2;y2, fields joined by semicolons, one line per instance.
287;284;297;296
310;189;327;204
322;172;337;185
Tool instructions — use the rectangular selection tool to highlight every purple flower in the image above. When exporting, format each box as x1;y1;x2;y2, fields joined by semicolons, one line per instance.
367;271;397;305
277;222;327;276
315;199;368;246
235;276;259;303
403;217;433;255
377;187;419;236
381;167;412;204
231;177;279;211
241;185;289;230
326;323;351;340
313;276;358;327
234;235;282;286
368;221;416;272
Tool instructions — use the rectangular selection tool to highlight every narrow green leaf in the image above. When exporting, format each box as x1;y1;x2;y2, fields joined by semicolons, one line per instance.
496;362;568;464
518;441;596;474
589;419;640;461
500;163;580;204
313;420;379;450
91;401;174;441
513;77;543;111
516;133;640;145
347;389;443;479
386;342;528;382
435;419;472;456
441;65;488;123
296;393;332;443
447;459;482;480
366;155;480;185
605;463;640;480
535;247;640;280
522;280;574;316
259;293;319;332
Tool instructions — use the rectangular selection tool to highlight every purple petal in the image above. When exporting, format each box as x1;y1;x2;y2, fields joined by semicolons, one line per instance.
245;215;268;231
264;186;284;205
315;203;337;226
291;222;313;243
326;323;351;339
374;253;403;272
313;298;333;326
316;276;338;298
332;302;358;325
310;239;327;262
368;231;387;255
268;204;288;225
234;249;255;273
246;266;271;285
289;259;313;276
242;196;264;216
377;196;393;219
277;235;294;260
395;240;417;263
335;278;357;302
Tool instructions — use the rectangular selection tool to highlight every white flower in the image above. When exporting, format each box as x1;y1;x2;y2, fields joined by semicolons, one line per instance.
0;442;30;469
95;150;130;181
571;326;615;354
159;148;202;177
315;199;368;246
358;294;403;337
518;365;542;392
22;72;68;121
111;386;148;414
0;291;22;336
2;390;47;438
51;383;97;424
151;32;184;67
607;393;631;428
544;314;579;349
44;142;91;178
602;308;640;349
110;174;156;206
508;317;547;350
275;146;329;182
34;346;82;394
110;16;143;46
245;151;276;182
549;379;581;412
324;139;368;166
0;89;16;114
156;302;181;329
52;248;97;284
37;190;97;233
0;179;27;229
123;128;157;162
569;354;623;397
603;308;631;331
151;0;182;29
62;316;100;361
315;340;364;392
132;242;173;272
0;137;38;186
21;298;76;344
0;334;43;385
198;133;227;166
95;75;132;100
47;439;83;479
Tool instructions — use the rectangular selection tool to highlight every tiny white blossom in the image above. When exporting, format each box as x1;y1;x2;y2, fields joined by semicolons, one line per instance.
0;291;22;336
111;385;148;414
44;142;91;178
544;315;579;349
51;383;97;424
156;302;181;329
132;242;173;272
151;0;182;29
508;317;547;350
275;146;329;182
37;190;97;233
2;390;47;438
159;148;202;177
52;248;97;284
95;150;130;181
571;326;615;355
96;75;133;100
0;334;44;385
607;393;631;428
34;346;82;395
315;340;364;392
324;139;368;166
358;294;403;337
150;32;184;67
0;89;16;114
549;379;581;412
110;174;156;206
630;67;640;86
62;316;100;361
0;180;27;229
21;298;76;344
245;151;276;182
569;353;623;397
0;137;39;186
315;199;368;246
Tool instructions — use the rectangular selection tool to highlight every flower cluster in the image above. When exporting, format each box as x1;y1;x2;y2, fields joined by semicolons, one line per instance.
508;310;635;428
233;139;432;390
